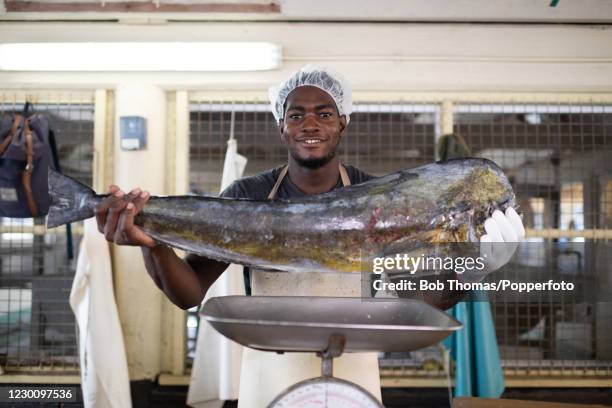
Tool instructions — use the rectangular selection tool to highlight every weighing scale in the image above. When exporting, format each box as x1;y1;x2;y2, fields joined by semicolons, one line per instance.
202;296;461;408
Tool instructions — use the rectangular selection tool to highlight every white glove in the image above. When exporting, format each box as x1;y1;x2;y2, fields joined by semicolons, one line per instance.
480;207;525;273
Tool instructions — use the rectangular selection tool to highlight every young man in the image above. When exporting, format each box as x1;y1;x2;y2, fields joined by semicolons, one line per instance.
96;66;383;406
95;66;373;309
96;65;524;406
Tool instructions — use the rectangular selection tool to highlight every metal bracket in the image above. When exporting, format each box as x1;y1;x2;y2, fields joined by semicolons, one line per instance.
317;333;346;378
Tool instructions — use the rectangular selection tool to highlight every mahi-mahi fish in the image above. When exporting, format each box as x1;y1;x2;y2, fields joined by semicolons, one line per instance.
47;158;517;274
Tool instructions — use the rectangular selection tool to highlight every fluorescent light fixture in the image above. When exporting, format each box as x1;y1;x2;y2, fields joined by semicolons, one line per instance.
0;42;282;71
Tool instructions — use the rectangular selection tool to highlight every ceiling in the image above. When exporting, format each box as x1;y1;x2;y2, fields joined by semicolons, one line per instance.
1;0;612;23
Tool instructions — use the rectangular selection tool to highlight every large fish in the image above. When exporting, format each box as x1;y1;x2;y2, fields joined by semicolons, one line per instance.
47;158;516;275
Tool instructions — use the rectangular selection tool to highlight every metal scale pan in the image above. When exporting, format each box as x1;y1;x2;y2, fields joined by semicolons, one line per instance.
201;296;462;353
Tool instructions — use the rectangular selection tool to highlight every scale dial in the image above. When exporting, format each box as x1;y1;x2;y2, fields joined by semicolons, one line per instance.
267;377;383;408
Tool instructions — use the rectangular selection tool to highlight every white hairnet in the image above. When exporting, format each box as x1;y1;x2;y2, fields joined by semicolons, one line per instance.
268;65;353;124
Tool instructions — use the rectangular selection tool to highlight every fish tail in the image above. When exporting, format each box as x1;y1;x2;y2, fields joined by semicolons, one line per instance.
46;169;96;228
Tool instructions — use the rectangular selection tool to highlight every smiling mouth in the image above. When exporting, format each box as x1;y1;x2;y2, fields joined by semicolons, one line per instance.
300;138;324;145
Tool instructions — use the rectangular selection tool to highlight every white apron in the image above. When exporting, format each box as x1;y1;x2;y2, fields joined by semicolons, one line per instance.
237;165;382;408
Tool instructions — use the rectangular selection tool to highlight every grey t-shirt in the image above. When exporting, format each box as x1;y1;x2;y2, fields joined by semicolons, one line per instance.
220;164;374;200
219;164;375;294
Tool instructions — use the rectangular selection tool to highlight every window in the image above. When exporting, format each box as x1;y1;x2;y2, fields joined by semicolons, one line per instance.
0;97;94;371
454;104;611;373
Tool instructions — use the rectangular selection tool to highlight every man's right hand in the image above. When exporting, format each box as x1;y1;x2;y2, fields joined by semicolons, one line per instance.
95;185;156;248
95;185;225;309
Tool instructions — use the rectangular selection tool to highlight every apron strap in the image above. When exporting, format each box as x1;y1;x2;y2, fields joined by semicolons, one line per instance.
339;163;351;187
268;163;350;199
22;119;38;217
267;165;289;199
0;115;23;155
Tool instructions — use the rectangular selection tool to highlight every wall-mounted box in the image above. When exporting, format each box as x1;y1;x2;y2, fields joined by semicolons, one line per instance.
120;116;147;150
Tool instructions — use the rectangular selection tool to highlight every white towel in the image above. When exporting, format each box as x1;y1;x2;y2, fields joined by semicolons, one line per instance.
187;138;247;407
69;218;132;408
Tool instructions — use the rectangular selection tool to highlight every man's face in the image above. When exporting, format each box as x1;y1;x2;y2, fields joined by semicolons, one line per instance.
279;86;347;169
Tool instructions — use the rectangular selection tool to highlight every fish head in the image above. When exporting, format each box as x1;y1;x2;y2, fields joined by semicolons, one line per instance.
438;158;519;242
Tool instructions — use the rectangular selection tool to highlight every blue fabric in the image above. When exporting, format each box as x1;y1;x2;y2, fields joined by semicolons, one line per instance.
443;296;505;397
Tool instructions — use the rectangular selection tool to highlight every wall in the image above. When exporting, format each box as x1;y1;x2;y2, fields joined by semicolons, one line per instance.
0;22;611;92
2;0;612;22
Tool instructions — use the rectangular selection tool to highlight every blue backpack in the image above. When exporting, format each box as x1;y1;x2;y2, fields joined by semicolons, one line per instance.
0;102;73;258
0;103;56;218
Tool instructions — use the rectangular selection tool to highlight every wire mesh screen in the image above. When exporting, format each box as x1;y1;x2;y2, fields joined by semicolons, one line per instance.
186;100;438;366
344;103;439;174
0;94;94;371
189;103;281;195
454;103;612;376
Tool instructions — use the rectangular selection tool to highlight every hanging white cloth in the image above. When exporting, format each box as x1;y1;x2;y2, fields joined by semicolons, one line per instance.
187;137;247;408
69;218;132;408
